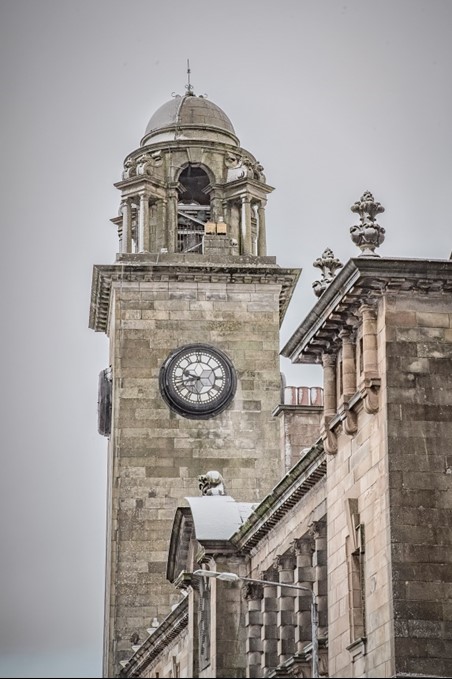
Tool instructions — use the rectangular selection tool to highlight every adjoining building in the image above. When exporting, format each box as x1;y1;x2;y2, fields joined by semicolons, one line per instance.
90;86;452;678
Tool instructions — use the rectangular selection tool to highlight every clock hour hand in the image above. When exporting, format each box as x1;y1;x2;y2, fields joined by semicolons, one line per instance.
174;370;200;386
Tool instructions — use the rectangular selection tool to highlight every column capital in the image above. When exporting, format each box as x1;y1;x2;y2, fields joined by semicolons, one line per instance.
359;302;377;319
274;553;295;572
308;519;327;540
322;353;336;368
291;537;314;557
339;327;353;340
243;582;263;601
261;567;279;583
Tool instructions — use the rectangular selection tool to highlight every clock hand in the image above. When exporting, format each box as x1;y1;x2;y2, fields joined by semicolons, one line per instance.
174;371;200;386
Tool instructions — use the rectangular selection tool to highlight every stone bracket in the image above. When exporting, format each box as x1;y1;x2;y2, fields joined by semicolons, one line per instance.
338;401;358;435
358;376;381;414
346;635;367;661
321;417;338;455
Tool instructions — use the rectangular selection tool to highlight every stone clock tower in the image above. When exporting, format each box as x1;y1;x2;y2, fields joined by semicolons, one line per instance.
89;87;300;677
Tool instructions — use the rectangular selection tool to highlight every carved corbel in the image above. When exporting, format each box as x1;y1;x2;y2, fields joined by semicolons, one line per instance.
321;418;338;455
359;376;381;414
338;402;358;435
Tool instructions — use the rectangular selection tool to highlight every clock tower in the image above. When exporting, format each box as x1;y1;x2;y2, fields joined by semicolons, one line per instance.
89;87;300;677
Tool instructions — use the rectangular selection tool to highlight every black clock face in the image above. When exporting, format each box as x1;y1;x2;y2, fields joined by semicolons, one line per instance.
159;344;236;419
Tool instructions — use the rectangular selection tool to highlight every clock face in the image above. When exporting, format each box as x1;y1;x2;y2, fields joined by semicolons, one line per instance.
159;344;236;419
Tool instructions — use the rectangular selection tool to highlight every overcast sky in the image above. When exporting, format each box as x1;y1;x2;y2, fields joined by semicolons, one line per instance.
1;1;451;677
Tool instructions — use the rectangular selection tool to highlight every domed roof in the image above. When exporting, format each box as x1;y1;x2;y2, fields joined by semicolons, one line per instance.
142;93;238;145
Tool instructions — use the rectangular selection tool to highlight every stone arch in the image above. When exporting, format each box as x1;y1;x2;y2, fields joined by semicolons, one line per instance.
175;162;216;205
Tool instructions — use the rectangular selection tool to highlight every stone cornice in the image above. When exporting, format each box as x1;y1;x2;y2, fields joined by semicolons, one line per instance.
222;176;275;199
272;404;323;417
119;597;188;678
89;256;301;333
230;440;326;553
282;257;452;364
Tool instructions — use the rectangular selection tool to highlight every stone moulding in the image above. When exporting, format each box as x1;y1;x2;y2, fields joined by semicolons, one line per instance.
281;257;452;364
89;259;301;333
230;441;326;553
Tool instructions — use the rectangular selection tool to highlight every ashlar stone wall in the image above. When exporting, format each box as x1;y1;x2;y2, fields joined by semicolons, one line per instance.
105;276;283;674
326;296;393;678
385;293;452;677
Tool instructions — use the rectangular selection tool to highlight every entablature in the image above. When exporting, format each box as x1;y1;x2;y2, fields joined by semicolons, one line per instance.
89;258;301;333
282;257;452;364
231;441;326;554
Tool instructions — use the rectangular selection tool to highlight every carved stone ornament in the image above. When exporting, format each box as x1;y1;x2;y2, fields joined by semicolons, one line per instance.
122;156;136;179
225;152;266;182
312;248;343;297
338;402;358;435
350;191;385;257
122;151;162;179
243;582;263;600
321;418;338;455
136;151;163;175
359;376;381;414
198;470;227;496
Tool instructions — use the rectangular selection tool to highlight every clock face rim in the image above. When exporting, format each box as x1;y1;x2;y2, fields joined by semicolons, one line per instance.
159;343;237;419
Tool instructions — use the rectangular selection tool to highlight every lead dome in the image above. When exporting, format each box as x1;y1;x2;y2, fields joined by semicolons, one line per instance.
141;93;238;146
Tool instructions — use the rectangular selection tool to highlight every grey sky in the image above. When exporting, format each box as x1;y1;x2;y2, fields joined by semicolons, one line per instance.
1;1;451;676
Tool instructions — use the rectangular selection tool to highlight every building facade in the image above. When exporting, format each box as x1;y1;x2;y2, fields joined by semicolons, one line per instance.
89;89;301;677
91;90;452;678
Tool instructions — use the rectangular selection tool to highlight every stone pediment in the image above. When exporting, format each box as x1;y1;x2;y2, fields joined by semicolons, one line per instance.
167;497;257;583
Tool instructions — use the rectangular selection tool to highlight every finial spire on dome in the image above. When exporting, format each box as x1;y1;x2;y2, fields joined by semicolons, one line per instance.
185;59;194;96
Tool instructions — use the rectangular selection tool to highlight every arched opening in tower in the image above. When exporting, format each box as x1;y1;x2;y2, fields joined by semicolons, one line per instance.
177;165;211;253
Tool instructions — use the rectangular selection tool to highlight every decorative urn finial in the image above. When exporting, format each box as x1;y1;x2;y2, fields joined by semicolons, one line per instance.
312;248;343;297
350;191;385;257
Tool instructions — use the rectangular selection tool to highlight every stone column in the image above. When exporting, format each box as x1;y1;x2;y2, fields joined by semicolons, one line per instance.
211;191;222;223
257;201;267;256
276;554;296;663
360;303;378;376
241;195;252;255
188;577;201;679
359;303;380;413
310;520;328;633
293;537;315;653
167;187;178;253
340;329;356;401
260;568;278;674
121;199;132;253
158;199;168;251
117;221;123;253
244;583;263;678
338;329;358;434
322;353;337;419
138;192;150;252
